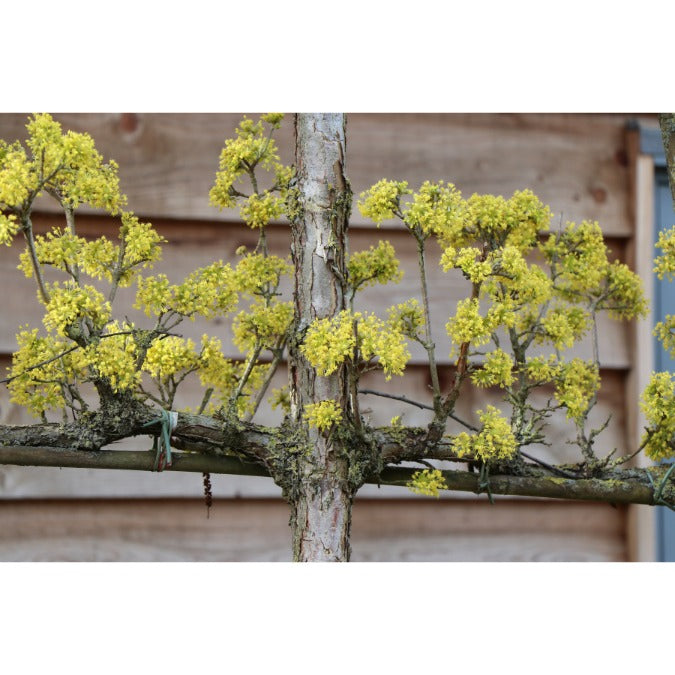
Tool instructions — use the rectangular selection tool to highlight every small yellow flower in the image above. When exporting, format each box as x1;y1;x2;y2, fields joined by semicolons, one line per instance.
407;469;447;497
305;400;342;432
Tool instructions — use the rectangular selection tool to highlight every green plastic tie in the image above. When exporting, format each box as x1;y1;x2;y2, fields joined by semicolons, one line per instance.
477;462;495;505
142;409;176;471
647;462;675;511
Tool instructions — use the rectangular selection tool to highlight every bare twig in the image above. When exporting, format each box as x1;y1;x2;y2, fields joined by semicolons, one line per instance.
359;388;479;431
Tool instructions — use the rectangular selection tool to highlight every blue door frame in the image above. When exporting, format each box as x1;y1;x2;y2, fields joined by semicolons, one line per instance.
653;167;675;561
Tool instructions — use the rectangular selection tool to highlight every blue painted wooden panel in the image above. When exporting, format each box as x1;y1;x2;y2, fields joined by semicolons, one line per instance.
653;170;675;561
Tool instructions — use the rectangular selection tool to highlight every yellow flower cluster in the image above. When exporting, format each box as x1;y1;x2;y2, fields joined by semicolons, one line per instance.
442;244;556;346
232;300;293;352
600;262;648;320
304;400;342;432
386;299;425;340
143;336;198;380
442;246;491;283
86;323;140;393
525;355;560;384
542;221;608;295
471;348;515;388
496;250;553;308
239;192;284;229
233;252;292;296
641;371;675;461
525;356;599;422
357;313;410;379
82;236;119;282
554;359;599;422
407;468;447;498
120;213;165;272
501;189;553;251
43;282;111;336
451;191;551;252
7;328;79;415
25;114;126;215
269;386;291;413
209;115;289;211
538;306;590;350
134;274;171;317
301;309;410;379
0;140;33;207
301;310;357;376
357;179;410;225
446;298;498;351
17;228;119;283
18;229;80;278
453;405;518;463
260;113;285;128
173;263;238;319
539;221;646;321
347;240;403;292
404;180;463;238
0;213;19;246
135;262;238;320
655;226;675;281
654;316;675;358
196;335;238;406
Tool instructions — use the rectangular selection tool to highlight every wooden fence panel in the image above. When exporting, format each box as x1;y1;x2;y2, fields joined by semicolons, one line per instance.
0;498;626;562
0;112;649;234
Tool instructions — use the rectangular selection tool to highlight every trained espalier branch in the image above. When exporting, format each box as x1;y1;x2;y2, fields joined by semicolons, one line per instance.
2;113;675;561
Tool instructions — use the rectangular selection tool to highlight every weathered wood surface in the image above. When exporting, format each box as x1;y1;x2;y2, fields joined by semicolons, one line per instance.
0;213;633;367
0;112;652;234
0;498;627;561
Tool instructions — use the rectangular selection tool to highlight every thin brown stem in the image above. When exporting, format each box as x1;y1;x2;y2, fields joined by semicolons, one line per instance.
359;388;478;431
197;388;214;415
228;342;263;416
21;215;51;305
243;348;284;422
415;235;441;412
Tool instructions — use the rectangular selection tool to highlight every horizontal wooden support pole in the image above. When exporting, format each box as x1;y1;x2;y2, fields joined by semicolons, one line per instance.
0;445;665;506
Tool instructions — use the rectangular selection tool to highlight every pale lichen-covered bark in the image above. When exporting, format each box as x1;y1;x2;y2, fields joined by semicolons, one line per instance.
285;113;354;562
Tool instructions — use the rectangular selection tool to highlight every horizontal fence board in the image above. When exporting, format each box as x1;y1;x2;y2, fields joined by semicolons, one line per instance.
0;498;626;561
0;112;651;235
0;213;633;367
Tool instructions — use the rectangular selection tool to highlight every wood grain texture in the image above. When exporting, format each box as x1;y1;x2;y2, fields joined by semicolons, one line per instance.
0;498;627;562
0;112;651;234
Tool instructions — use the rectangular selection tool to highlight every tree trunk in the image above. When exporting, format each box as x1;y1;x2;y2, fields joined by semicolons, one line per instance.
286;113;354;561
659;114;675;212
